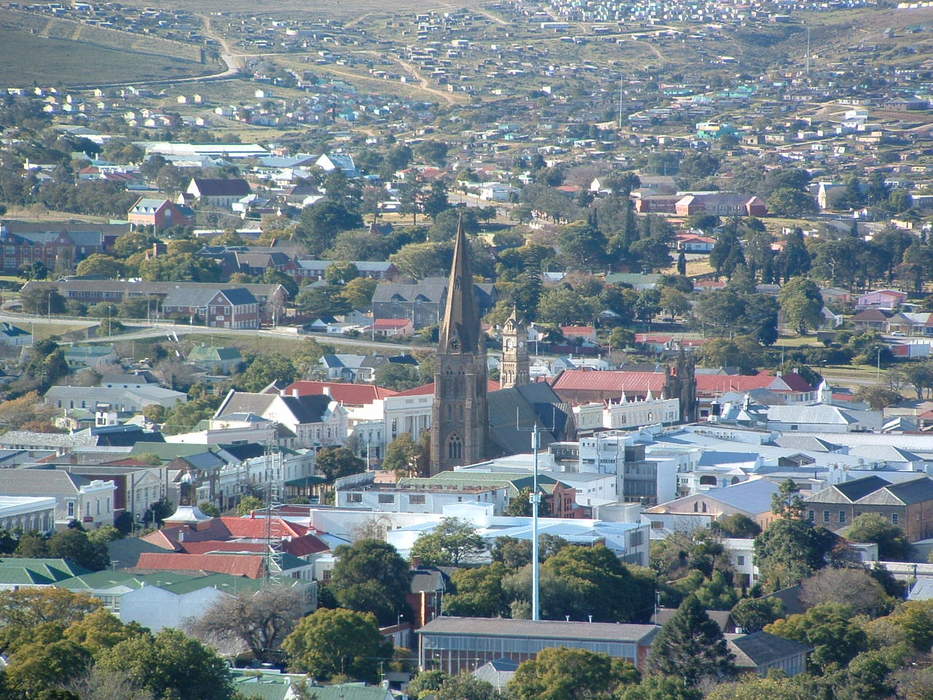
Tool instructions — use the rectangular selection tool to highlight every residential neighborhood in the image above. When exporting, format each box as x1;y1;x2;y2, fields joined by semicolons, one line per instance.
0;0;931;697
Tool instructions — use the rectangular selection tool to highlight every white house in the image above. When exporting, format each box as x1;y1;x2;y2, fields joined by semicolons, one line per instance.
213;390;348;449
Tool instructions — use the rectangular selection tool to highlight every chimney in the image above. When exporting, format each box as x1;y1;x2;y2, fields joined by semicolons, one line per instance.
291;388;299;397
322;386;332;398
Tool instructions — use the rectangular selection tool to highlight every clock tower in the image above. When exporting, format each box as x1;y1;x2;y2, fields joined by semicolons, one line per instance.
500;308;529;389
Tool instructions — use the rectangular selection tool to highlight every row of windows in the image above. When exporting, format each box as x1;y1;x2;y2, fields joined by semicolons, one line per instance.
423;634;636;657
808;509;899;525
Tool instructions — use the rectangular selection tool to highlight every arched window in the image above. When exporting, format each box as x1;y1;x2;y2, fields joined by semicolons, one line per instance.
448;435;462;460
699;475;717;486
731;476;741;485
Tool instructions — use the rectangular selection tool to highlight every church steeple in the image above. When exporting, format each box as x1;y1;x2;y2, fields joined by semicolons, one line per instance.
430;215;488;474
439;217;480;354
500;306;529;389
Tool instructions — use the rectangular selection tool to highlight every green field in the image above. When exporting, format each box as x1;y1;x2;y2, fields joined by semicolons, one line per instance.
0;28;213;87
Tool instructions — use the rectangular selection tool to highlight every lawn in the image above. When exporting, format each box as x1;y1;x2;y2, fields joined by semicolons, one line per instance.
0;28;212;87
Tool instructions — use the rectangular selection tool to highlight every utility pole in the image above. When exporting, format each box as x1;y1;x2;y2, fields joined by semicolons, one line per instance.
531;423;540;621
806;25;811;77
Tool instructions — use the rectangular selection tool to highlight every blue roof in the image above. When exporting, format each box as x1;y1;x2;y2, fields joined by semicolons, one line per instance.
703;479;779;514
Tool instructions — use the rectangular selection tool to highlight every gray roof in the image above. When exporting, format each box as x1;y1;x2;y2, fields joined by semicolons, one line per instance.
833;476;891;502
416;616;658;644
373;277;494;304
32;280;283;302
773;436;841;453
700;479;780;514
215;393;276;419
766;405;858;425
162;286;256;309
908;578;933;601
0;469;95;497
487;383;573;456
191;178;251;196
883;477;933;506
728;631;811;666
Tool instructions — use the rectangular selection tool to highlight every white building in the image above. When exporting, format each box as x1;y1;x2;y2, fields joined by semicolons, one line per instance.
574;396;680;432
0;496;55;532
0;470;116;528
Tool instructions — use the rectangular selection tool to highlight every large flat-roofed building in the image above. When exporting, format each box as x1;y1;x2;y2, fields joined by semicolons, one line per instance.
416;616;658;675
0;496;56;533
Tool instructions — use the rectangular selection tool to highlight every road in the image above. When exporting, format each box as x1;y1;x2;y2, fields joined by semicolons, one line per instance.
0;310;416;352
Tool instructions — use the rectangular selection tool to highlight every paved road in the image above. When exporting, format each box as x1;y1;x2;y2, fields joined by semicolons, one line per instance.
0;310;417;352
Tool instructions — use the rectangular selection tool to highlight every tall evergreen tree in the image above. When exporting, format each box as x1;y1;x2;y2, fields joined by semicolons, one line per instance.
645;595;735;687
779;229;811;282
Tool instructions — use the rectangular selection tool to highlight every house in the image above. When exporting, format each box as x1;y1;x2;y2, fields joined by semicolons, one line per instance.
0;470;116;528
161;287;260;329
0;322;32;346
62;345;119;369
856;289;906;311
127;198;193;231
185;178;252;208
0;558;89;591
187;345;243;373
45;384;187;412
0;223;112;272
674;193;768;217
472;659;519;692
417;617;658;674
676;233;716;252
805;475;933;542
372;277;496;330
213;390;348;448
727;631;810;677
31;280;286;325
294;260;400;282
373;318;414;338
852;309;889;331
316;153;359;177
886;312;933;337
644;479;780;530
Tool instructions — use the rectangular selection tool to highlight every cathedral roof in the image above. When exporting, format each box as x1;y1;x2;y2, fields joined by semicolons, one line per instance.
438;217;482;354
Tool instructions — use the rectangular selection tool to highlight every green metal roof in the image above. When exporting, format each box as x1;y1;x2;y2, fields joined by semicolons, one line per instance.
0;558;90;585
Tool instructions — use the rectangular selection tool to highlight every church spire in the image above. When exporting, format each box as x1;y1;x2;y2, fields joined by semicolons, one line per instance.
439;216;480;354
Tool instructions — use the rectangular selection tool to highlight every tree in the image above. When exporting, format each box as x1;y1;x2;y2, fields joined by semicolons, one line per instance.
374;363;422;391
316;447;365;481
187;585;305;662
846;513;909;560
389;241;453;280
414;140;449;166
382;433;423;477
97;628;233;700
282;608;392;683
754;515;834;592
693;570;738;611
617;676;702;700
0;588;100;651
434;674;500;700
410;517;486;566
444;562;512;618
698;336;763;374
536;287;600;326
429;207;479;242
324;262;359;285
767;188;818;217
296;201;363;256
778;276;823;335
504;488;549;517
645;595;735;686
48;529;109;571
21;283;66;315
692;289;747;336
711;514;761;538
558;221;607;270
659;288;691;322
730;596;785;633
330;540;411;626
800;567;891;617
710;226;745;277
75;254;124;278
765;602;867;673
407;670;450;699
236;495;264;515
63;607;144;657
422;180;451;220
4;638;91;696
236;354;296;392
508;647;639;700
777;228;811;282
853;386;903;411
341;277;378;309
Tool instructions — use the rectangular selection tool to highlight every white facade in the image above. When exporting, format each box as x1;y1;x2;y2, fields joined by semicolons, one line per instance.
0;496;55;532
382;393;433;449
69;479;117;528
574;397;680;432
338;484;510;514
119;585;225;631
211;451;315;507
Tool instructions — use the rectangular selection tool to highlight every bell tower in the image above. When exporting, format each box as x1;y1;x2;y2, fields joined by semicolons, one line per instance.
429;218;488;474
500;308;529;389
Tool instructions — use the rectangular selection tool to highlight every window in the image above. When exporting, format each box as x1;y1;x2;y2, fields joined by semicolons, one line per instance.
839;511;846;524
378;494;395;504
447;435;462;460
67;502;75;517
650;521;664;529
808;510;814;522
823;511;830;523
790;424;799;431
892;513;899;525
737;556;745;566
347;493;362;503
409;495;426;505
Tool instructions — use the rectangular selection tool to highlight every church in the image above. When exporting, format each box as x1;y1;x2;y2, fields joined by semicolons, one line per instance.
429;219;575;475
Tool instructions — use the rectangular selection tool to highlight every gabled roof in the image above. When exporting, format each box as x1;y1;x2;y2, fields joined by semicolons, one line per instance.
871;477;933;506
190;178;251;197
700;479;779;514
728;631;811;667
282;381;397;405
135;552;265;578
832;475;891;502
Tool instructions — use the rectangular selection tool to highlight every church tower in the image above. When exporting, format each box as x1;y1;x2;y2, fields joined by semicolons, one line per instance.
430;218;488;474
500;308;529;389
